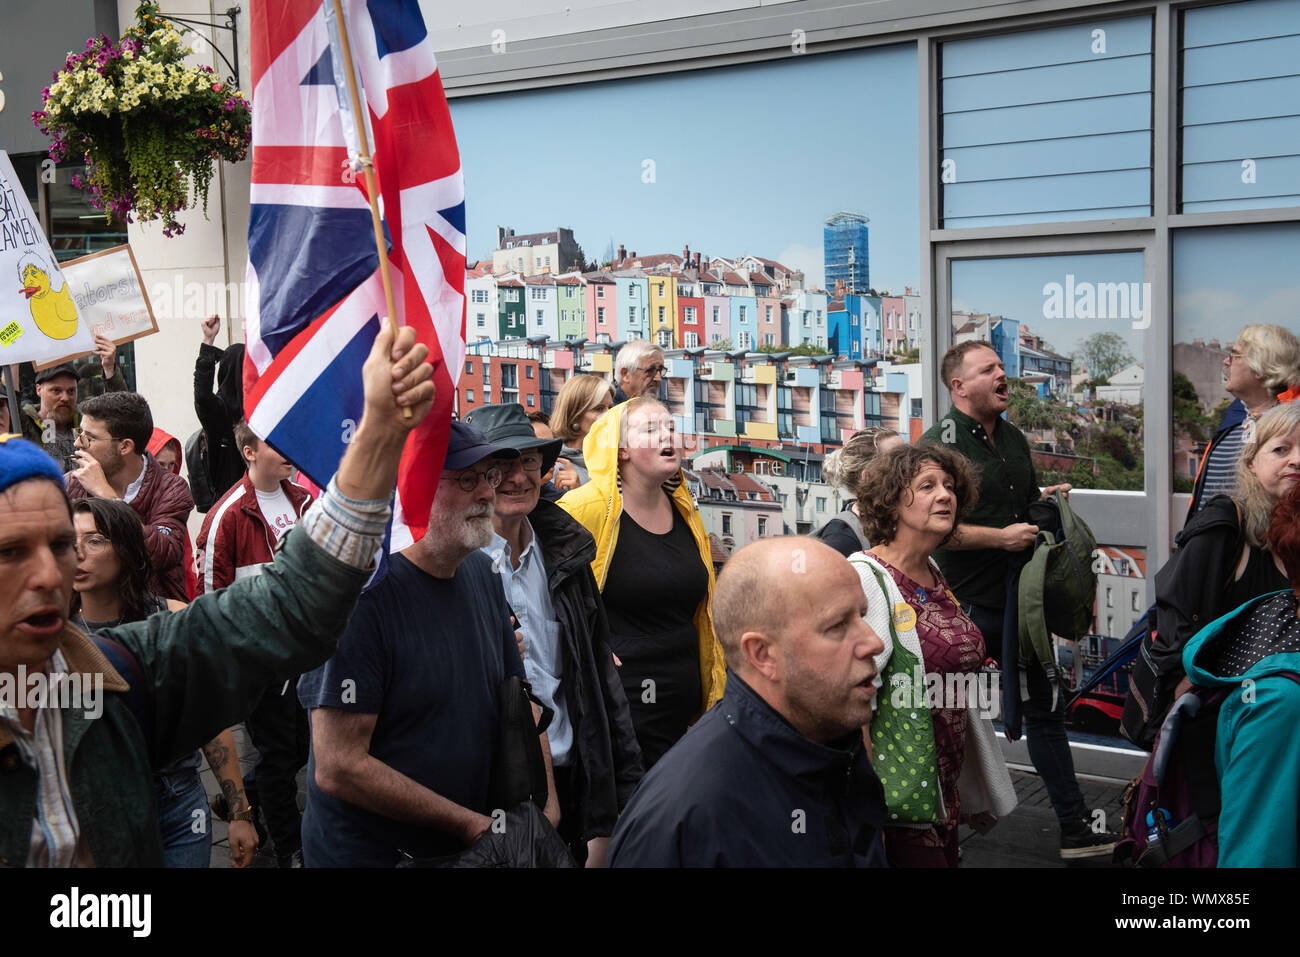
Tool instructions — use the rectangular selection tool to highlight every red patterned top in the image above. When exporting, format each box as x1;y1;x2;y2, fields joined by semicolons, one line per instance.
872;554;986;843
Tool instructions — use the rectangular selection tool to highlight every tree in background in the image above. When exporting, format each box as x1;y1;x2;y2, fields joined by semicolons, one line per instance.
1071;331;1134;381
756;343;830;356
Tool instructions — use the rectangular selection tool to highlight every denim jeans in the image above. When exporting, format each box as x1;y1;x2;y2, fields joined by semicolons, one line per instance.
154;766;211;868
964;568;1088;829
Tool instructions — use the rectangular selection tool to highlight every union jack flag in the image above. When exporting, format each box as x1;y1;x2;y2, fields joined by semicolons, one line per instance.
243;0;464;549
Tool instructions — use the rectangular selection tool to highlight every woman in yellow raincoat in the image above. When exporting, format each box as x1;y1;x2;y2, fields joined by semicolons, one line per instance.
558;395;725;767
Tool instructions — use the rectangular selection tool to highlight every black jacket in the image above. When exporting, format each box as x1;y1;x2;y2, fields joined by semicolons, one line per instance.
609;672;888;867
194;342;248;499
530;498;644;839
1152;494;1285;680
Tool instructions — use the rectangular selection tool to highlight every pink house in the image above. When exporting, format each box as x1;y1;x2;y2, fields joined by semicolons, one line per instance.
584;273;617;342
880;296;906;354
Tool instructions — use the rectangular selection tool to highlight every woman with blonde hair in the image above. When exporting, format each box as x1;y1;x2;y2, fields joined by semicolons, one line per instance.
814;427;903;556
1139;402;1300;738
558;396;725;767
1191;323;1300;512
551;373;616;492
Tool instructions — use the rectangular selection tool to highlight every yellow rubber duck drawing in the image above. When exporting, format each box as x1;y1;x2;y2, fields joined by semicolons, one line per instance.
18;252;79;340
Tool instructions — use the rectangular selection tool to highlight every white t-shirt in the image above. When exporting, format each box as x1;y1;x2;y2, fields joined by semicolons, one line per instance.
255;486;298;542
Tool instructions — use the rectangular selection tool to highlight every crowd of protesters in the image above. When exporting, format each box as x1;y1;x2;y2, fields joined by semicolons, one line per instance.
3;326;1300;869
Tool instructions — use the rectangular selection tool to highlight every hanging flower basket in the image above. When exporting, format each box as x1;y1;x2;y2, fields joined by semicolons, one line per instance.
31;2;250;237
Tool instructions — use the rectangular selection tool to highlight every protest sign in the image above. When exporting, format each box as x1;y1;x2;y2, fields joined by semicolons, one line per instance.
0;149;96;367
35;244;158;369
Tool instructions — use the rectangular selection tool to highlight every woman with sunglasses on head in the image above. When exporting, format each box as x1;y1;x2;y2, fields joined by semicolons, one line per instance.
551;374;616;494
559;396;725;768
70;497;259;868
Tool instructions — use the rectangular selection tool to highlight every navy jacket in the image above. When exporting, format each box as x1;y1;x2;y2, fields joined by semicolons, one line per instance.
609;672;888;867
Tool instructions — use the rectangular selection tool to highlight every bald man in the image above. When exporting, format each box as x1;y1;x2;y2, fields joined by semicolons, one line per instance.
608;537;889;867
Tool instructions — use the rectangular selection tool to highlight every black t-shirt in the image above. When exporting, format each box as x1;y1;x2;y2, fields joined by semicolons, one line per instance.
297;551;524;867
602;505;708;768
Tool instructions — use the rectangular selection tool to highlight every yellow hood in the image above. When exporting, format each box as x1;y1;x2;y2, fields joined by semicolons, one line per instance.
557;400;726;712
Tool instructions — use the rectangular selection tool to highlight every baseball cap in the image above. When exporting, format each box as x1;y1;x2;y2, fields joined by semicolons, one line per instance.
443;419;520;471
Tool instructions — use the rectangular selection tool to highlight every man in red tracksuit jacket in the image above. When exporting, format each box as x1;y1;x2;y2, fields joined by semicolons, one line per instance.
197;421;315;867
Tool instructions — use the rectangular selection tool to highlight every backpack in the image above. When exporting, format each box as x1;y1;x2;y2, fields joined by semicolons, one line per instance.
1016;491;1097;703
184;429;218;513
1116;674;1300;867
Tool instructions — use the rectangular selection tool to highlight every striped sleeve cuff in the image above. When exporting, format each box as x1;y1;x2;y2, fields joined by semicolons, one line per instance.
300;477;392;569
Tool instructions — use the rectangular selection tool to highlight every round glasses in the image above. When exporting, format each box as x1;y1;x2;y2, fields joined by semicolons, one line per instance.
441;464;504;492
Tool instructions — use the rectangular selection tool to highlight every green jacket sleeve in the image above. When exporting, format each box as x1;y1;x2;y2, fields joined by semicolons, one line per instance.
103;524;372;765
1216;677;1300;868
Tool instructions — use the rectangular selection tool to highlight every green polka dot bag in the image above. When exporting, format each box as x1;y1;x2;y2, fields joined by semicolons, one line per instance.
859;560;943;827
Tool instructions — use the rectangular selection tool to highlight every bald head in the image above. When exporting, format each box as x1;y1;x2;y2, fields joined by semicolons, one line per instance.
714;537;855;672
714;535;883;744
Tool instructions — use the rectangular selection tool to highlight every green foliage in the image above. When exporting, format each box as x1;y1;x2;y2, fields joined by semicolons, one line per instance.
34;1;251;236
1071;332;1134;381
708;336;734;351
1172;371;1212;442
756;342;830;356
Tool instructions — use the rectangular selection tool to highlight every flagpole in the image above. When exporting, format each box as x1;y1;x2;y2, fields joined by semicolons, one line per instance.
330;0;410;417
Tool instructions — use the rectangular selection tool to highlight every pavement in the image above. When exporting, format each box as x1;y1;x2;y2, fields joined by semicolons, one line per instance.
203;727;1130;869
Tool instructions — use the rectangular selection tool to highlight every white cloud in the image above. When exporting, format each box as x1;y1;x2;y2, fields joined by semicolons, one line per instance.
776;243;823;290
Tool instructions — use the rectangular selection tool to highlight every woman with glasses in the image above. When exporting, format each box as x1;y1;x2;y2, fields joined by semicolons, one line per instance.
1190;324;1300;513
1134;403;1300;746
559;396;725;768
551;374;615;493
71;497;259;868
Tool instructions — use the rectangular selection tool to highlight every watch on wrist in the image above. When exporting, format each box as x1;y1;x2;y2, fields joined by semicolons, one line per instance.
229;805;255;824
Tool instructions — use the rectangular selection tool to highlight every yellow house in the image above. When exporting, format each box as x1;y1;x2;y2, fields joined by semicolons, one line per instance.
646;271;678;349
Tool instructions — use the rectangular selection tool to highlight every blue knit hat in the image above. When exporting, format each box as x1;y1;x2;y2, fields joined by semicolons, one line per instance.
0;434;66;495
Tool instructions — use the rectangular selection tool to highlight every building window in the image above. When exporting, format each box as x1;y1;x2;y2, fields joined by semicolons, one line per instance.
739;331;752;350
536;310;544;325
722;513;732;535
476;313;486;327
466;389;474;402
598;307;606;323
739;306;747;321
816;497;826;513
465;360;474;374
596;286;605;298
757;516;767;536
526;366;534;379
597;333;610;343
1106;587;1114;608
657;306;665;323
629;286;637;297
656;328;672;348
765;306;772;322
712;306;720;324
764;334;774;346
1131;591;1140;612
527;393;535;407
685;306;696;323
911;398;923;418
685;332;699;348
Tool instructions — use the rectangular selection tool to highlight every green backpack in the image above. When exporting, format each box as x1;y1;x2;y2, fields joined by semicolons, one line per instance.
1017;490;1097;706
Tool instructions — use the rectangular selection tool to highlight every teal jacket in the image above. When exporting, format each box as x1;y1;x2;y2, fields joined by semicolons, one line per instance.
0;525;371;867
1183;590;1300;868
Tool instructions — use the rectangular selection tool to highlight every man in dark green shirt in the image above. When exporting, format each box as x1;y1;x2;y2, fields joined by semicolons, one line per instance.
922;341;1113;860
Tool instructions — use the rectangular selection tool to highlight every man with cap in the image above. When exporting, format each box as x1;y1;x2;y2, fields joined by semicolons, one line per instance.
20;335;124;472
463;403;643;866
299;421;562;867
0;319;435;866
